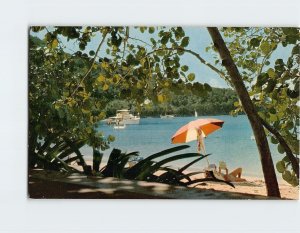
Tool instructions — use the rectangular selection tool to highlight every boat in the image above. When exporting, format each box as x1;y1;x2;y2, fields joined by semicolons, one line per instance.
195;110;198;118
250;135;255;140
113;123;126;129
160;114;175;119
108;109;140;125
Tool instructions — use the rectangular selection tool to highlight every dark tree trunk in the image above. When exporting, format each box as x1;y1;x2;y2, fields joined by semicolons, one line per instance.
93;148;103;172
207;27;281;198
28;129;37;169
260;117;299;178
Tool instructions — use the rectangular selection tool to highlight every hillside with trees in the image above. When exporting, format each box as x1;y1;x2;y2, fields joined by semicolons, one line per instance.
105;87;238;117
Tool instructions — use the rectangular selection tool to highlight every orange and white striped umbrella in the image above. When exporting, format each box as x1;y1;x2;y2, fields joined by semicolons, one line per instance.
171;118;224;144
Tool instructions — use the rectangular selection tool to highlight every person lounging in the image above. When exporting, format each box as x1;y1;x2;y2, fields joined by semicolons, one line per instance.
218;161;246;182
205;161;246;182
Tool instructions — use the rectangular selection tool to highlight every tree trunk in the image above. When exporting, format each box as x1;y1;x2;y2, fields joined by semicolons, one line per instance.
207;27;281;198
93;148;103;172
28;129;37;168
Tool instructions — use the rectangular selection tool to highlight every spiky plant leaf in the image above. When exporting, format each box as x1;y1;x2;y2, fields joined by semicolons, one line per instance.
125;145;190;179
58;140;85;159
178;154;210;173
185;171;235;188
135;153;201;180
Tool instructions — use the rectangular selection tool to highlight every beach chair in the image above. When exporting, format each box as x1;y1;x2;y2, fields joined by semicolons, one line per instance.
219;161;228;175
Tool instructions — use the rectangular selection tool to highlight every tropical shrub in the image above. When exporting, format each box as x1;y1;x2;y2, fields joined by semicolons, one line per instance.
100;145;234;187
31;142;234;188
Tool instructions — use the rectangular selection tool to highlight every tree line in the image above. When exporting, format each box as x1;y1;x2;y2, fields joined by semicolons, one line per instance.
105;87;238;117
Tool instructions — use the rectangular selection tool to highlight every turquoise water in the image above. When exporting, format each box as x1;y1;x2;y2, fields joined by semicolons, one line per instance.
82;115;284;178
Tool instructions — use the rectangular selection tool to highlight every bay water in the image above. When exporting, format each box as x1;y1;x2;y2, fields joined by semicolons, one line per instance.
82;115;284;179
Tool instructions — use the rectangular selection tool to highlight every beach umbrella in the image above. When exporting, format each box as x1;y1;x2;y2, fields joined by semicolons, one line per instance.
171;118;224;165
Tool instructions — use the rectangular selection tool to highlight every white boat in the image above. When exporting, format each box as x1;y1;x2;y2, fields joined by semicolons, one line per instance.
160;114;175;119
195;110;198;118
250;135;255;140
108;109;140;125
114;123;126;129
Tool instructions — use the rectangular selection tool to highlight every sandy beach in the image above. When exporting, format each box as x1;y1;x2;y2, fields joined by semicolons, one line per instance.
152;169;299;200
70;161;298;200
186;174;299;200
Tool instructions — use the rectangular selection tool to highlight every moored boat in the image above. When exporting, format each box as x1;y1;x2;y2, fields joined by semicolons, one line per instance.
160;114;175;119
113;123;126;129
107;109;140;125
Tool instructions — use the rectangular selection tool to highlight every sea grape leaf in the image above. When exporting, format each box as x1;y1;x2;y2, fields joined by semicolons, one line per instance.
102;83;109;91
282;170;292;182
276;161;285;173
277;144;285;154
187;73;195;82
181;37;189;47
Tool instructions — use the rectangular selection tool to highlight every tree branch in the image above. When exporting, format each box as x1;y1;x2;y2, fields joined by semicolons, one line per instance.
257;49;275;77
70;31;108;96
144;47;227;80
121;27;129;61
260;117;299;178
140;46;232;86
128;36;152;47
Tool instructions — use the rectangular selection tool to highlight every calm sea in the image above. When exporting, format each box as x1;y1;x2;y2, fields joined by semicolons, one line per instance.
81;115;284;179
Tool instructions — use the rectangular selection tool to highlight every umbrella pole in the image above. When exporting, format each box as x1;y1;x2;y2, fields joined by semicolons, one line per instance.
203;148;209;166
197;129;210;166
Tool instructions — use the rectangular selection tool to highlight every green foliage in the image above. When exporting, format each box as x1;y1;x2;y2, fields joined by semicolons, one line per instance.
136;87;237;117
187;73;195;82
32;136;88;173
181;37;189;47
103;87;237;117
217;27;300;186
28;34;115;169
276;157;299;187
101;149;139;178
28;26;206;171
98;146;233;188
276;161;285;173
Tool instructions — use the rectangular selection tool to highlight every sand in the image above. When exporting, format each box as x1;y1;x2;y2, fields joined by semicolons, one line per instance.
185;173;299;200
70;161;299;200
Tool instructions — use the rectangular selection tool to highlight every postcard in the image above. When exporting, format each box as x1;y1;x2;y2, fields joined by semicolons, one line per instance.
28;26;299;199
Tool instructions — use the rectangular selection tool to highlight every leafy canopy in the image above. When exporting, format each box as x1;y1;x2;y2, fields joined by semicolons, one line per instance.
208;27;299;186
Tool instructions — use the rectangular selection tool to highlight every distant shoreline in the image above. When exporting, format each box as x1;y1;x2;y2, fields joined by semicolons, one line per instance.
138;113;246;118
103;113;246;119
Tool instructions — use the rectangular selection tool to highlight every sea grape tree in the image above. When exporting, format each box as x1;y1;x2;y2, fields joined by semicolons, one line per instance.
29;26;211;171
207;27;299;186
